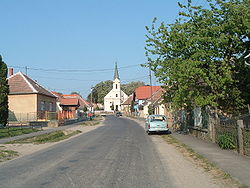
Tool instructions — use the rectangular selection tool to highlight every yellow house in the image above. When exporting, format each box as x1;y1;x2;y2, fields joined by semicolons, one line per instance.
8;71;57;122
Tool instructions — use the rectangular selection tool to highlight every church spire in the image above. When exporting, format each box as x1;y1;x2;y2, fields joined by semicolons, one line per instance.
114;62;120;80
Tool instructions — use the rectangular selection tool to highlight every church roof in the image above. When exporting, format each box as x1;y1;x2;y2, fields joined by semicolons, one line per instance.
114;62;120;80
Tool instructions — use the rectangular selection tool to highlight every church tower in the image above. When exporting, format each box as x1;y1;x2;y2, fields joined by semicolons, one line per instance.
104;63;128;112
113;62;120;91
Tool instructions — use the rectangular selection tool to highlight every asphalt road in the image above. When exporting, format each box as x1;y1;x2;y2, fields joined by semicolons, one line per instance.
0;116;173;188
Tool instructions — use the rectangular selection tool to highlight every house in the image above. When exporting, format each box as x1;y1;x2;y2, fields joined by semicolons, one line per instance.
63;94;90;111
121;94;134;115
60;97;80;119
104;63;128;112
133;85;161;117
8;70;57;122
52;92;89;120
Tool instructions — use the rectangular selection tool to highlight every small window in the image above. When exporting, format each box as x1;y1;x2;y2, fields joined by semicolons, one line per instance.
49;102;53;111
116;94;118;97
40;101;45;111
116;84;118;89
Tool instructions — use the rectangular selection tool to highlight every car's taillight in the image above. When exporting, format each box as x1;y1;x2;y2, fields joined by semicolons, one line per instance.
148;124;150;129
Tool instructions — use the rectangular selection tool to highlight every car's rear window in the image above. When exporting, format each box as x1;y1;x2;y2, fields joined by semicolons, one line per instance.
151;116;166;121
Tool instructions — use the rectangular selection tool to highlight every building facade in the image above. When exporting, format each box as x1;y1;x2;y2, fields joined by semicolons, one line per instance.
104;63;128;112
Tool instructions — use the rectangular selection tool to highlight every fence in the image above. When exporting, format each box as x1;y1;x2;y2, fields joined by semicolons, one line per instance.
173;107;250;156
173;107;209;131
8;111;86;125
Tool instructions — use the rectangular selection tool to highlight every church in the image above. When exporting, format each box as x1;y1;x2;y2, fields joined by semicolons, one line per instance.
104;63;128;112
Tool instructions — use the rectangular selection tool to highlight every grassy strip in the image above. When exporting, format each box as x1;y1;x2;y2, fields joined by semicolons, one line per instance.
0;148;19;162
161;135;246;188
79;116;103;127
0;127;40;139
7;130;82;144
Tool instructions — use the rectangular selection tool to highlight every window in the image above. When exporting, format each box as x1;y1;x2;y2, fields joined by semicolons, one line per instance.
116;94;118;97
49;102;53;111
40;101;45;111
116;84;117;89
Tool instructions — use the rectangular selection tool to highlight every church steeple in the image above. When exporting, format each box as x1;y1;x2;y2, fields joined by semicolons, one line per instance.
114;62;120;80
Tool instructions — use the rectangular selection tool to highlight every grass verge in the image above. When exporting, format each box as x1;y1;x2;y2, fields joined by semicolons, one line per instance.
161;135;245;188
79;116;103;127
6;130;82;144
0;148;19;162
0;127;40;139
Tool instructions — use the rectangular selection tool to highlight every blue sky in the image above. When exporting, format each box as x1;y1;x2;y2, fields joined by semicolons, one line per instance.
0;0;184;98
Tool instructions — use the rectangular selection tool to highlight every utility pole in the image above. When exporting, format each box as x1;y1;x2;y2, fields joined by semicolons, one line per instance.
25;66;28;75
90;87;93;113
149;66;153;102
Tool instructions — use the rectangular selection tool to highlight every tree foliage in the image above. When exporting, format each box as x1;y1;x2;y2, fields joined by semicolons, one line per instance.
0;55;9;126
87;81;145;104
121;81;145;96
145;0;250;114
87;80;113;104
71;91;80;95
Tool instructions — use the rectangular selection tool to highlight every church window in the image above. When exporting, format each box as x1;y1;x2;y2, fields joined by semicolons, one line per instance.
116;84;117;89
116;94;118;97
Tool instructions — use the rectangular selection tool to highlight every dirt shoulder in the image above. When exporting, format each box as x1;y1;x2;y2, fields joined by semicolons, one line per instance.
0;119;104;163
127;117;241;188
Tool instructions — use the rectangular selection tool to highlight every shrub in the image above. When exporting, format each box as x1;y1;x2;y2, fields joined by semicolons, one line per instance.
218;134;236;149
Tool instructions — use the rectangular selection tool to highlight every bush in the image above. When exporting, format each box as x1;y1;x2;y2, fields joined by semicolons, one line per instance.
218;134;236;149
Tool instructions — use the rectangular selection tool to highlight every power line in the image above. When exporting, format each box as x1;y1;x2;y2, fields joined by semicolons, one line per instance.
30;75;148;82
8;64;143;73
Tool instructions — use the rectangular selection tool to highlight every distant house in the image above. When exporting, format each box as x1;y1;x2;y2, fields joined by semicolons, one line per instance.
133;86;161;117
8;71;57;122
51;92;89;120
63;94;90;110
121;94;134;115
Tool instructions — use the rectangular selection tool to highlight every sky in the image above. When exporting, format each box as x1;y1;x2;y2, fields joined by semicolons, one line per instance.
0;0;190;98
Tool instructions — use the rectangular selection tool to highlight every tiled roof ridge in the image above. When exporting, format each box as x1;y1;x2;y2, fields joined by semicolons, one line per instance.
19;72;38;93
22;73;57;97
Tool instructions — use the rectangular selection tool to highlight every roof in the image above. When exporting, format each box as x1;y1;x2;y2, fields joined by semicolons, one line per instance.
8;72;56;98
114;62;120;80
51;91;63;101
60;98;80;106
135;86;161;100
122;94;134;105
151;88;164;104
62;94;90;107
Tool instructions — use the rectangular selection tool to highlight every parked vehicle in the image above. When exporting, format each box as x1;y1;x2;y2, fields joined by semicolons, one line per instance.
116;111;122;117
145;115;169;135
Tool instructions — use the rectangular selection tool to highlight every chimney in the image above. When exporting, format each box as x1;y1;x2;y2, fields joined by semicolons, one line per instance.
9;68;14;77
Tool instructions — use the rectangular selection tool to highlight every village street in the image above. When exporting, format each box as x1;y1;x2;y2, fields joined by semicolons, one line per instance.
0;116;221;188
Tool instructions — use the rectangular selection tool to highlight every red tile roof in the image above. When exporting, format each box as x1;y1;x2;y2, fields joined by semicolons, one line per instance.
8;72;56;98
60;98;80;106
135;86;161;100
62;94;90;107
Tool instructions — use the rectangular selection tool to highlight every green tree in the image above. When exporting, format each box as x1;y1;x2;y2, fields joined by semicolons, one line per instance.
0;55;9;126
145;0;250;114
121;81;145;95
148;104;154;115
87;80;113;104
71;91;80;95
